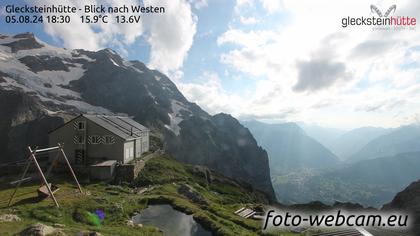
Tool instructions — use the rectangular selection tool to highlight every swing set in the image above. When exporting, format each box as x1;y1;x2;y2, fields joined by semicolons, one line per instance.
8;143;83;208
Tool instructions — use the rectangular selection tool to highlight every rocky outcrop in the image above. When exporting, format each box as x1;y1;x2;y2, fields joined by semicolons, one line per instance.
19;56;70;73
3;33;44;53
383;179;420;234
0;71;8;82
178;183;209;205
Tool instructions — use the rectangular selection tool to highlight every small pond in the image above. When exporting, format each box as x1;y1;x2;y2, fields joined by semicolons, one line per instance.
132;204;212;236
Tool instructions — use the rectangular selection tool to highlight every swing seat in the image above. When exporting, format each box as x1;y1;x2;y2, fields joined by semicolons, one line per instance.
37;183;60;199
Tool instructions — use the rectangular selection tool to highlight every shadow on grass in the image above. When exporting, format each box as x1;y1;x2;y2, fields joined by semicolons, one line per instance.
0;195;43;209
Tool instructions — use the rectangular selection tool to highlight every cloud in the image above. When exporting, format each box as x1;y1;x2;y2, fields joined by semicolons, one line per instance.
310;100;335;109
189;0;208;9
238;108;298;120
30;0;196;73
355;99;407;113
217;29;276;47
234;0;283;14
210;0;420;129
239;16;260;25
218;29;283;77
144;0;197;73
0;6;8;17
178;71;238;114
35;0;103;50
177;71;300;122
410;114;420;125
293;58;352;92
350;39;396;59
220;47;282;77
259;0;283;14
235;0;254;9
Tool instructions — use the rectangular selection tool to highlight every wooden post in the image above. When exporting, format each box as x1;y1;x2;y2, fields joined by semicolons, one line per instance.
59;143;83;194
8;155;32;207
28;146;59;208
34;146;60;153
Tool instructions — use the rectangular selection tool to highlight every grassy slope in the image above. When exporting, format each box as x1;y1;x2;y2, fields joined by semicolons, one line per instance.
0;155;299;236
0;181;161;235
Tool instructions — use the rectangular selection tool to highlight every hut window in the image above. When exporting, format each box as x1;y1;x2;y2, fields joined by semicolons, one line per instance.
77;121;85;130
89;135;102;144
104;135;115;144
74;135;85;144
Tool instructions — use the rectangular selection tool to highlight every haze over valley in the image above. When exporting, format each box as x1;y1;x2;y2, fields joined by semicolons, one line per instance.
242;120;420;208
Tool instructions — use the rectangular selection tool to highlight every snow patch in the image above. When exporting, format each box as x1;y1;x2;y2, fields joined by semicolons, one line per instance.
144;84;157;102
0;49;12;61
15;45;70;59
0;42;113;114
37;64;85;86
166;113;182;135
109;58;120;67
124;61;144;74
165;100;192;136
105;48;118;55
76;54;95;62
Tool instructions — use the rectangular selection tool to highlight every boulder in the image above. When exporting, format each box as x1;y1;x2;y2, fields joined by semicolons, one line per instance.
52;223;65;228
0;214;21;222
126;219;143;228
20;223;65;236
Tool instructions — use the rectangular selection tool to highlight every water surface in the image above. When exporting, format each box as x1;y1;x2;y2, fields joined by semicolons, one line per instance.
132;204;212;236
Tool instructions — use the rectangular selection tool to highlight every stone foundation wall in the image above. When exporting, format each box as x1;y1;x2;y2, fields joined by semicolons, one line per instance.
115;159;144;183
115;164;135;183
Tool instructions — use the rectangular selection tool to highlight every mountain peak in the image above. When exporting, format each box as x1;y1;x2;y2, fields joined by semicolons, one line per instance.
13;32;36;39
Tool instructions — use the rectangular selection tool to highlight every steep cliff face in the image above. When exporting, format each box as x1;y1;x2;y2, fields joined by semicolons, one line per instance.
0;33;275;201
165;114;275;201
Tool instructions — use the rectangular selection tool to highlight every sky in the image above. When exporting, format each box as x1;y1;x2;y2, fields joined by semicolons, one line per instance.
1;0;420;130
